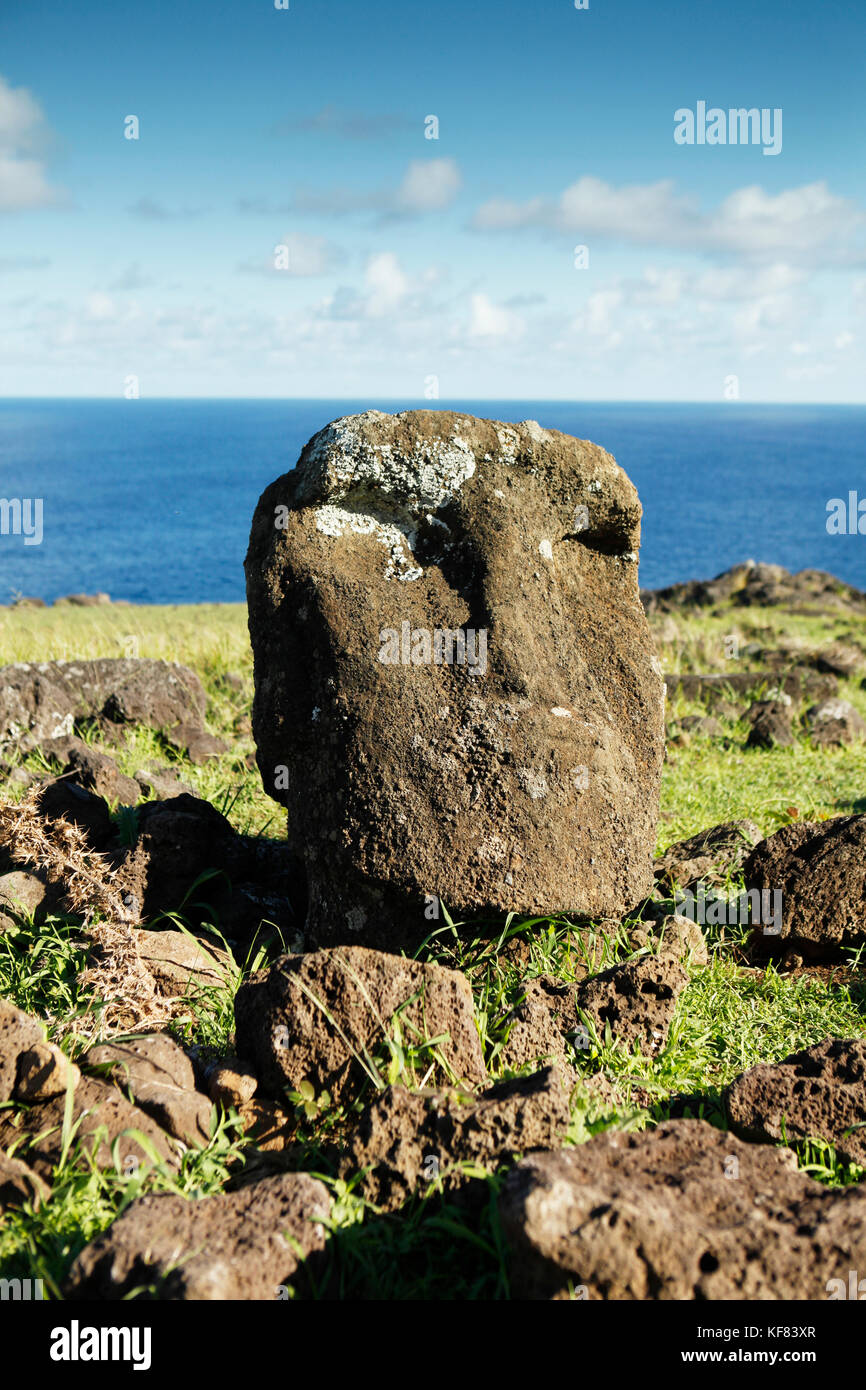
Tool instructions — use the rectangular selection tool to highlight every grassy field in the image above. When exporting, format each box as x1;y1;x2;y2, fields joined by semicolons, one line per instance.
1;597;864;1299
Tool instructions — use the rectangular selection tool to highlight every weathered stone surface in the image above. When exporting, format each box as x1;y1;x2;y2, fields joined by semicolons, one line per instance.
132;929;232;993
246;409;664;950
0;1150;51;1210
235;945;487;1103
746;708;794;748
805;698;866;748
79;923;234;1035
678;715;722;737
112;794;303;940
63;744;141;805
742;695;791;726
500;975;585;1078
0;870;51;930
0;998;44;1103
725;1037;866;1165
55;592;111;607
744;815;866;957
15;1041;80;1102
345;1067;570;1210
811;643;863;678
207;1059;258;1107
629;914;708;966
574;955;687;1052
653;820;763;893
133;765;196;800
113;795;238;923
236;1098;296;1151
163;721;229;765
499;1119;866;1299
86;1035;213;1147
0;1074;177;1179
33;778;115;852
0;659;207;751
65;1172;330;1300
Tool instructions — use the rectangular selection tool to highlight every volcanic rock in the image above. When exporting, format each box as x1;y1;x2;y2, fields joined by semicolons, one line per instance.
743;816;866;957
345;1067;570;1210
234;945;487;1104
85;1034;213;1147
246;409;665;950
653;820;763;893
724;1037;866;1166
499;1118;866;1299
574;954;687;1052
65;1172;330;1300
0;658;207;752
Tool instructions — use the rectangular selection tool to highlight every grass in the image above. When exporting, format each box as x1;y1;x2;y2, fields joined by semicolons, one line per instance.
0;595;865;1299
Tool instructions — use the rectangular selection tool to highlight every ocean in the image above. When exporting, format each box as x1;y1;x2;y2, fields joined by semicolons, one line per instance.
0;398;863;605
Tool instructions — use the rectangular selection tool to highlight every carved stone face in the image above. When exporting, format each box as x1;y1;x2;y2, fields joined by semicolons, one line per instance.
246;409;665;951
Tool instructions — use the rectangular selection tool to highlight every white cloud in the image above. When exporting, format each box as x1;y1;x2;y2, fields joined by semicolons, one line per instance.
468;292;522;339
86;292;116;321
691;262;805;300
0;76;61;212
282;157;462;219
572;288;625;348
473;175;864;266
397;158;461;213
364;251;409;315
314;251;422;320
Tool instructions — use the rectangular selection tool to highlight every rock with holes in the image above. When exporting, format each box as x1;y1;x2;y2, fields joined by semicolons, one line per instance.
499;1119;866;1299
0;870;53;931
234;945;487;1105
111;793;304;941
63;743;141;805
246;410;664;950
64;1172;330;1300
574;954;687;1053
499;974;586;1079
344;1067;570;1210
14;1041;80;1102
724;1037;866;1166
746;708;795;749
744;815;866;958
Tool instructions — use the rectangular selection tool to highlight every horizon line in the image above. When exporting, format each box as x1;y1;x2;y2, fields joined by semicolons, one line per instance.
1;395;865;408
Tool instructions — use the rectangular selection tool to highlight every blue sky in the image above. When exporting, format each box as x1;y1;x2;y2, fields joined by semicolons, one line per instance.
1;0;864;400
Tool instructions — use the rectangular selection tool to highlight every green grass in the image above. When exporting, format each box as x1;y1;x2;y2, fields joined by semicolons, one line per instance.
1;596;865;1299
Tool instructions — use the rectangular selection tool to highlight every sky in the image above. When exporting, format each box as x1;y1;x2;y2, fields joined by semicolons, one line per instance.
0;0;864;401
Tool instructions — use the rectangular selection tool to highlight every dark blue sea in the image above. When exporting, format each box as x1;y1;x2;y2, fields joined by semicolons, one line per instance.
0;398;863;605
